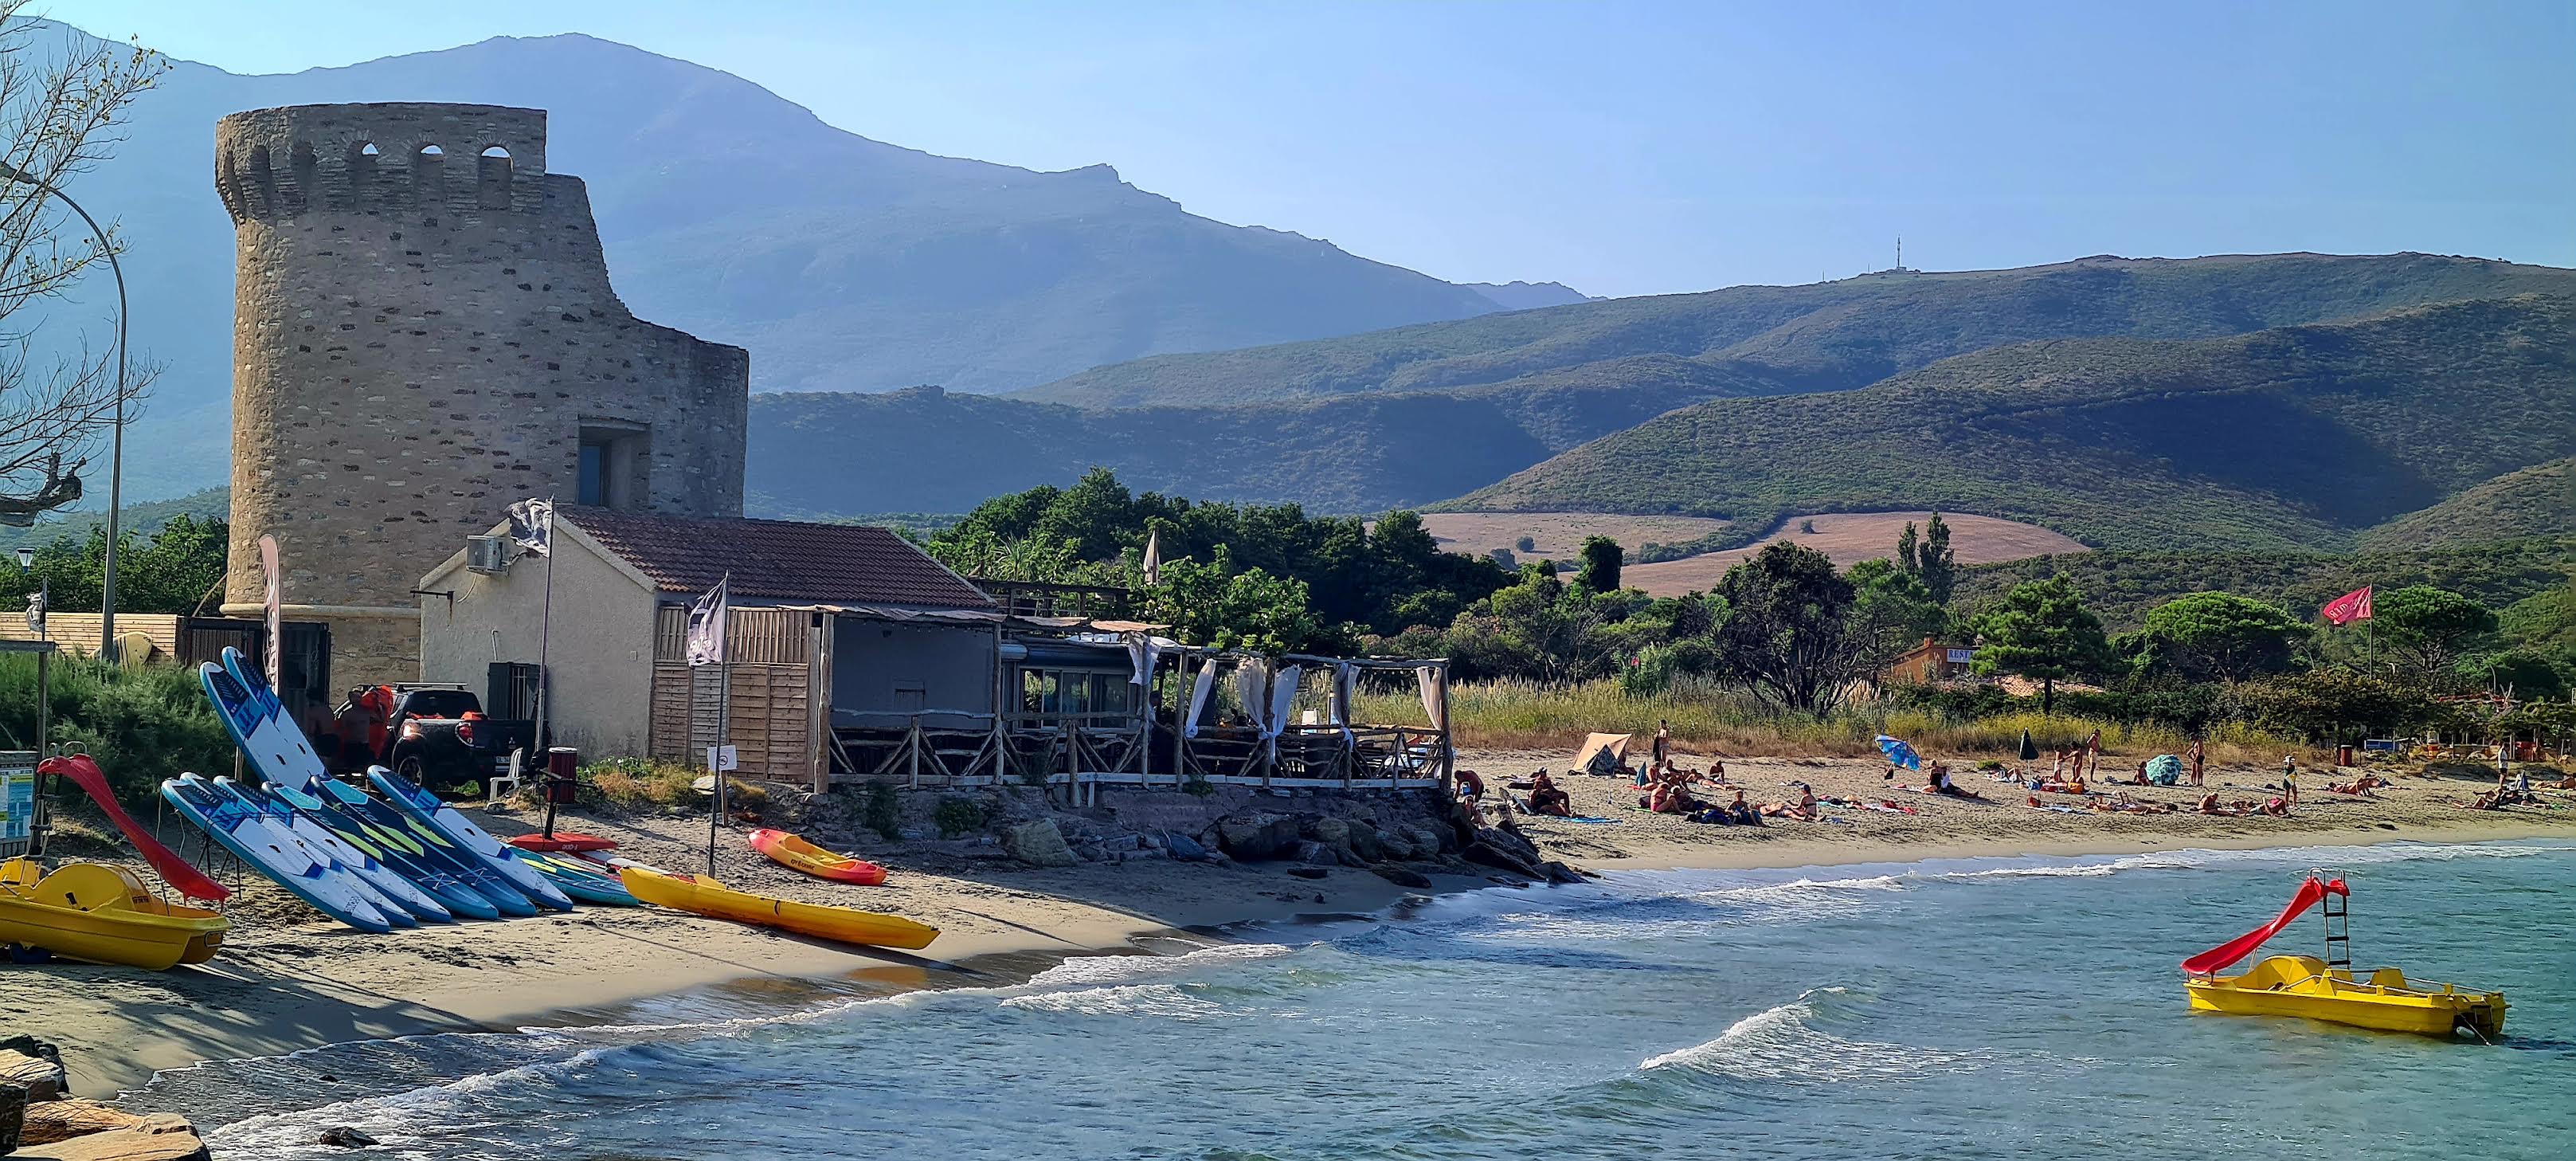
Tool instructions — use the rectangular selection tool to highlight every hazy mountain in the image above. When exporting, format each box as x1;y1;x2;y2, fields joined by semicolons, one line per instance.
1462;280;1596;310
1456;295;2576;553
1016;253;2576;409
757;255;2576;523
745;361;1777;516
46;23;1541;498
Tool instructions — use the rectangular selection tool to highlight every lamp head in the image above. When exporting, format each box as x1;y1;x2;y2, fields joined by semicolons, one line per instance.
0;160;34;184
13;547;32;569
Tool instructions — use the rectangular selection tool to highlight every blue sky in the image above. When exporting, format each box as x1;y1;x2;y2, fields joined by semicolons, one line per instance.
51;0;2574;298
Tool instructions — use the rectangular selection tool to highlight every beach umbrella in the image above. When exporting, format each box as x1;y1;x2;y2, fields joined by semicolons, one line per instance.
1875;734;1922;771
2018;730;2040;762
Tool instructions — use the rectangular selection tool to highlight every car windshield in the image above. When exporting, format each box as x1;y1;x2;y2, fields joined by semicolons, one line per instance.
401;689;483;719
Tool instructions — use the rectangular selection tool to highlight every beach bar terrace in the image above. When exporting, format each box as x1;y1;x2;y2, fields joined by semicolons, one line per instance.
794;606;1453;798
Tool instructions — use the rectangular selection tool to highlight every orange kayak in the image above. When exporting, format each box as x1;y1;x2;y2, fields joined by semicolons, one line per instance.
749;828;887;886
617;866;935;951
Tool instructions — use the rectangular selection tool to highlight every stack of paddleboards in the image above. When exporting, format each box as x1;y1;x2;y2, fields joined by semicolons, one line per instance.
167;647;629;932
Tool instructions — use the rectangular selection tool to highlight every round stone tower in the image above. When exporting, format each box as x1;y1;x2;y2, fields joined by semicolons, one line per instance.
217;102;749;683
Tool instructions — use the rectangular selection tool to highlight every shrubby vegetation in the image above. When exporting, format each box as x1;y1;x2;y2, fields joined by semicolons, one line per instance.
930;473;2576;753
0;515;232;616
926;469;1510;652
0;653;233;806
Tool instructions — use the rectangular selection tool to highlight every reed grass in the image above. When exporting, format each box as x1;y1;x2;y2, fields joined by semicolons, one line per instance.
1357;678;2308;763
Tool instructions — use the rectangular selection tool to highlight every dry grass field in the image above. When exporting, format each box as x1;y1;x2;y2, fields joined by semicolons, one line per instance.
1415;511;1732;561
1623;511;2089;595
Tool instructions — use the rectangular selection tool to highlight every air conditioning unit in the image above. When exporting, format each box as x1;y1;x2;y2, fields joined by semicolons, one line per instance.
466;535;511;574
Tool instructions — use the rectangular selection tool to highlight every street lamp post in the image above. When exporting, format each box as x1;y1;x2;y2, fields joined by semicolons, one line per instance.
16;545;45;759
0;163;127;661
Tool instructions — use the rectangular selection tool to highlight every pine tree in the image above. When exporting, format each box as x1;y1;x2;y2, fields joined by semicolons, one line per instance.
1917;512;1957;604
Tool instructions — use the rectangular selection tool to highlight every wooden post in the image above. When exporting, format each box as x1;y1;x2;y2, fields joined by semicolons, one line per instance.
807;612;833;792
907;716;922;789
1138;649;1154;786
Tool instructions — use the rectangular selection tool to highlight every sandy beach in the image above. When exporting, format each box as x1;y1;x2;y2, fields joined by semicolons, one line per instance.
11;744;2574;1098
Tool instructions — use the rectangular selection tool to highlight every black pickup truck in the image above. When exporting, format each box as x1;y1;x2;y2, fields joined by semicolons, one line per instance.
315;684;537;791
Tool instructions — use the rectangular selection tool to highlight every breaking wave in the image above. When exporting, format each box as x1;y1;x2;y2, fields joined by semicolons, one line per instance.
1639;988;1993;1082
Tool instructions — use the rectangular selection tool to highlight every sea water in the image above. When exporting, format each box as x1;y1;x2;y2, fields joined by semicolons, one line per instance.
144;840;2576;1159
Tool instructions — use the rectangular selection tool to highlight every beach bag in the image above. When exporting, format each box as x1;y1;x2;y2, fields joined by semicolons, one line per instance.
2146;754;2183;786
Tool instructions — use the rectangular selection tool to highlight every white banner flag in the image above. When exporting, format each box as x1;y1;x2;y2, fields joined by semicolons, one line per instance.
505;498;553;557
685;575;729;667
259;534;282;691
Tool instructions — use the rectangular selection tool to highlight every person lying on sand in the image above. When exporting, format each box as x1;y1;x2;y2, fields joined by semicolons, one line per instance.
2325;773;2391;798
2033;773;2088;795
1760;785;1820;821
2090;791;2173;815
2257;796;2292;817
1526;771;1574;818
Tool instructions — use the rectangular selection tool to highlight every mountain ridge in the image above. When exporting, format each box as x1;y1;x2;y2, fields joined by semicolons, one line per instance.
1014;251;2576;409
1453;293;2576;553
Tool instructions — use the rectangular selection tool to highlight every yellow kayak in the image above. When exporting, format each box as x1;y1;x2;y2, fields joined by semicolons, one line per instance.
2186;955;2506;1038
0;858;229;970
618;866;938;951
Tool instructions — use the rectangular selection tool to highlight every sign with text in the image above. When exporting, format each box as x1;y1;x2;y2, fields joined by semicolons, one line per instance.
0;754;35;856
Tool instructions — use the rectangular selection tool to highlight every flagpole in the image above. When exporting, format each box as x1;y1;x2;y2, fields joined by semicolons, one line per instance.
533;497;558;763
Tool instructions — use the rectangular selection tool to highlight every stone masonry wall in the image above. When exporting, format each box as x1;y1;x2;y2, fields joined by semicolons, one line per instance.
217;103;747;679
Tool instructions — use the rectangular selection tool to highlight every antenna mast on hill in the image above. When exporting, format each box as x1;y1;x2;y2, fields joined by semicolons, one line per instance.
1896;236;1904;272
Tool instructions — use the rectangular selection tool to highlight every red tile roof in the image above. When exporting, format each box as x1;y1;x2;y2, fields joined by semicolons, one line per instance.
560;507;992;610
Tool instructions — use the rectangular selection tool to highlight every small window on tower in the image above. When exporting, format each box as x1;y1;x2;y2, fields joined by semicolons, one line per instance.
575;421;649;509
577;441;608;505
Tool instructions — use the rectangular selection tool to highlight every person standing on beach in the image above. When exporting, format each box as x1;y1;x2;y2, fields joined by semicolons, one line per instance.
1653;720;1671;769
2187;738;2206;787
2280;755;2300;806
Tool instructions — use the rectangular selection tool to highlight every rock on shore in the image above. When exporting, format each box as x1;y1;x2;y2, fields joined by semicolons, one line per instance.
0;1038;210;1161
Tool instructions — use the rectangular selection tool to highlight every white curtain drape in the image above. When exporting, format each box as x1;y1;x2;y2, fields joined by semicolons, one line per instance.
1124;633;1159;688
1331;661;1357;744
1265;664;1303;761
1182;661;1217;739
1234;658;1272;737
1415;665;1449;779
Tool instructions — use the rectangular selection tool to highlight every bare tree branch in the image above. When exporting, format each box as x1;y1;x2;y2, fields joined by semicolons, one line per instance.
0;6;164;518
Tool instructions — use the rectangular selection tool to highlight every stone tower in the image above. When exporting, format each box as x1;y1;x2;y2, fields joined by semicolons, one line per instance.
217;103;749;681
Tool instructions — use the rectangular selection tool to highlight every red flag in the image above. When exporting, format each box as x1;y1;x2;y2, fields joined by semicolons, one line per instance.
2321;586;2374;626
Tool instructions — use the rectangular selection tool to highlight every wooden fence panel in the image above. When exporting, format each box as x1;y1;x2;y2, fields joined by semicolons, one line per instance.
648;659;811;780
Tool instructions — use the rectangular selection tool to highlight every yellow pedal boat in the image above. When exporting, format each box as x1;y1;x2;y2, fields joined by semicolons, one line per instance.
618;866;938;951
0;858;229;970
2186;955;2507;1039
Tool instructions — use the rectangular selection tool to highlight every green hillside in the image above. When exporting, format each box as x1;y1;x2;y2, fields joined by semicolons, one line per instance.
0;488;231;551
1018;253;2576;409
747;364;1778;516
1454;295;2576;553
2359;457;2576;551
1952;537;2576;630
